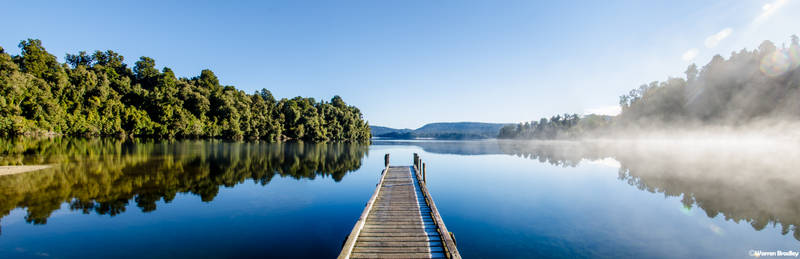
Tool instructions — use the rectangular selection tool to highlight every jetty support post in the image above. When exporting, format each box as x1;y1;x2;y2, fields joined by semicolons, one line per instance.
423;162;426;183
384;153;390;168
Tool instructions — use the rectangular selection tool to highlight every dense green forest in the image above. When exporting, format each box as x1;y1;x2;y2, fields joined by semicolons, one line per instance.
0;39;371;141
500;36;800;139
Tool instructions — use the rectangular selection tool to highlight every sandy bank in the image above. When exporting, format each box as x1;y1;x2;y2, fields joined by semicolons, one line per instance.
0;165;53;176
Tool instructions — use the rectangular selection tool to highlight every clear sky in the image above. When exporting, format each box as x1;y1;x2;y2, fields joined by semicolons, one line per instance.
1;0;797;128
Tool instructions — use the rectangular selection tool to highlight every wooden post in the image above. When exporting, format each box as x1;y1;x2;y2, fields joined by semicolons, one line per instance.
423;162;426;183
384;153;390;168
413;153;418;168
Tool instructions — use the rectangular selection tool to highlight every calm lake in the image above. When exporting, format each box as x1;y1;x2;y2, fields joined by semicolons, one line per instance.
0;138;798;258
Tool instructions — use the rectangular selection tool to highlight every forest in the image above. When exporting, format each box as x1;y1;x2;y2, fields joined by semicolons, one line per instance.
500;35;800;139
0;39;371;141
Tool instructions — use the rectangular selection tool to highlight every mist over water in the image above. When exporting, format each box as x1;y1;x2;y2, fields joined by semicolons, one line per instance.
379;138;800;243
599;139;800;242
491;39;800;246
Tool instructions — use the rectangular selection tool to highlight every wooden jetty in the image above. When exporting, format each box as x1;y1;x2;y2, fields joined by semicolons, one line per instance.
339;154;461;259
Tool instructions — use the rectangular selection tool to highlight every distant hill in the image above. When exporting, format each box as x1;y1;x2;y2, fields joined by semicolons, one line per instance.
370;126;412;136
375;131;415;139
372;122;510;140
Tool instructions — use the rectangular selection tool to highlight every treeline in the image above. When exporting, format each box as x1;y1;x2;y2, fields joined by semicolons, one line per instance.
500;35;800;139
497;114;610;139
0;39;371;141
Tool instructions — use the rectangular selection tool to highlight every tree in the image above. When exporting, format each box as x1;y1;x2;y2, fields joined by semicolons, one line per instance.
133;56;159;90
685;63;698;83
17;39;57;78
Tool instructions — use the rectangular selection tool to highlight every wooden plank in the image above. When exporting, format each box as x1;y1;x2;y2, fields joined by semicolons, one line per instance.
365;223;433;227
355;241;443;247
372;203;421;206
371;208;428;211
371;206;429;209
363;227;435;230
364;220;431;224
365;221;435;225
368;215;433;219
357;232;440;237
363;225;432;229
371;206;427;209
367;214;429;217
357;236;442;242
361;229;438;233
367;216;430;220
369;208;424;211
366;219;433;223
368;213;429;217
353;247;444;253
370;208;433;212
351;252;446;259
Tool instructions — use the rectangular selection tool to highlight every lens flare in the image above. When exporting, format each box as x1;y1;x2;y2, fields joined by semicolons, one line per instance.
680;205;692;215
709;223;724;235
760;51;791;77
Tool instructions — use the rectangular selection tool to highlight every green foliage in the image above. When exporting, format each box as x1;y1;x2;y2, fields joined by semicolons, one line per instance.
0;39;371;141
498;114;584;139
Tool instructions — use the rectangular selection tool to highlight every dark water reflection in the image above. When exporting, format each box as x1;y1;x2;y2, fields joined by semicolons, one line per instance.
2;138;797;258
375;139;800;243
0;138;368;233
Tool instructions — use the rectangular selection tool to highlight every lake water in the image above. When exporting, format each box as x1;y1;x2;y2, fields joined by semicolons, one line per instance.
0;138;798;258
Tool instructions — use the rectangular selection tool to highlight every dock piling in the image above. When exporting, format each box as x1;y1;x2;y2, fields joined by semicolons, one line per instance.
423;162;426;183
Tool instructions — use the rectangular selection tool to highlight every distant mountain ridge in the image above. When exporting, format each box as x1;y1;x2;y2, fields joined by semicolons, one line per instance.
371;122;511;140
370;126;412;136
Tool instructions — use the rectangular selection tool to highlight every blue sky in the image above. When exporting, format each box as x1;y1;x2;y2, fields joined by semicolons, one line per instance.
1;0;797;128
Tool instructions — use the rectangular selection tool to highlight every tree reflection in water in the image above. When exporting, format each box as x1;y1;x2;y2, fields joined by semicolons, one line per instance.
0;138;369;233
375;139;800;241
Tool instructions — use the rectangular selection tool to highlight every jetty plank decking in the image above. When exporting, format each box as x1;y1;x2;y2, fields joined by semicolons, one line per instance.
339;155;461;259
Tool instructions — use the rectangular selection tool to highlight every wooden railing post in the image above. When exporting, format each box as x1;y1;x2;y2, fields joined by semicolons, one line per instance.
384;153;390;168
423;162;426;183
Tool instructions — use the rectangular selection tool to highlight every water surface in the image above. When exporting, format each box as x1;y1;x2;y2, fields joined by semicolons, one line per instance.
0;138;797;258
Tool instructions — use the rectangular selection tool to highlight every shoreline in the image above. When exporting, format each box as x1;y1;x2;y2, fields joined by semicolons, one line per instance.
0;165;53;176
